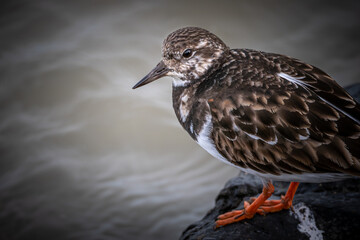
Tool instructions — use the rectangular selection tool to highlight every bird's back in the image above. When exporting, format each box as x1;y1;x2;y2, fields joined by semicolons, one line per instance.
182;48;360;182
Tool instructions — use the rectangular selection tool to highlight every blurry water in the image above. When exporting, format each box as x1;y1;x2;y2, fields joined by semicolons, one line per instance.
0;1;359;239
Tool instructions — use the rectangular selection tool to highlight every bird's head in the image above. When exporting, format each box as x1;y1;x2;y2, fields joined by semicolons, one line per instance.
133;27;229;89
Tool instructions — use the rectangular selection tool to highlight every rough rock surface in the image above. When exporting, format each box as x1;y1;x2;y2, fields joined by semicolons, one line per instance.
180;84;360;240
180;175;360;240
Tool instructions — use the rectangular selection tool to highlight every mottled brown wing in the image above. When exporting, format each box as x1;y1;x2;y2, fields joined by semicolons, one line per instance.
271;54;360;124
208;53;360;176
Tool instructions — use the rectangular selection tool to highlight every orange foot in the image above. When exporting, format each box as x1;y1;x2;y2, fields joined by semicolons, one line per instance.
215;182;299;229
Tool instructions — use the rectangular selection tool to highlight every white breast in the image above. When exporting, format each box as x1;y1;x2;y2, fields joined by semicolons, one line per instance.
195;113;240;168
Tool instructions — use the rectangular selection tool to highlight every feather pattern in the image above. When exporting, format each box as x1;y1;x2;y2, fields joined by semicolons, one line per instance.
136;27;360;182
173;48;360;181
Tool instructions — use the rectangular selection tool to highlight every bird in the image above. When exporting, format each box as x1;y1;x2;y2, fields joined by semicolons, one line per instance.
132;27;360;228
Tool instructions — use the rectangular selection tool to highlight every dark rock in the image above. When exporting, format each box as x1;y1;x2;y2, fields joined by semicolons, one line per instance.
180;83;360;240
180;174;360;240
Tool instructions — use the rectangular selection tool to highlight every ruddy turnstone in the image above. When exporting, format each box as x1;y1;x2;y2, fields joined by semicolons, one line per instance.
133;27;360;228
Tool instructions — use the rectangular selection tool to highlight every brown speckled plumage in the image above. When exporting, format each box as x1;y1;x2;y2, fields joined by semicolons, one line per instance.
133;27;360;227
200;49;360;177
134;27;360;181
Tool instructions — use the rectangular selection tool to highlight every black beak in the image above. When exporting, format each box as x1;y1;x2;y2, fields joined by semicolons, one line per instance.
132;61;169;89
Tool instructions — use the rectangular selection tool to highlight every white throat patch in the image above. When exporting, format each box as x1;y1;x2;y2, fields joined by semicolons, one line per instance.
172;78;191;87
179;93;190;122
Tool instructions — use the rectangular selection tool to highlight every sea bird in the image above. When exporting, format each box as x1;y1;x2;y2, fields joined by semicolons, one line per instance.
133;27;360;228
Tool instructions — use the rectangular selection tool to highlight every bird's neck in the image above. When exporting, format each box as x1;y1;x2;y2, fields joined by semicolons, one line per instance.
171;52;233;139
172;83;198;139
171;74;218;139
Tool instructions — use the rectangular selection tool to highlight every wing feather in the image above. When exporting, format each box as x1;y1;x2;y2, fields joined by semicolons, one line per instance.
208;50;360;176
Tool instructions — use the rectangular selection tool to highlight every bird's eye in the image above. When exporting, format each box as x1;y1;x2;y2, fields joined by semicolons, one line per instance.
182;49;193;58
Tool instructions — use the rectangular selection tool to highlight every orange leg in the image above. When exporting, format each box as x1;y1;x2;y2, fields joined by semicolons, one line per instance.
215;182;300;228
